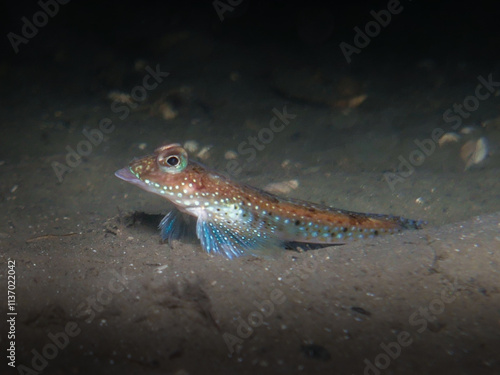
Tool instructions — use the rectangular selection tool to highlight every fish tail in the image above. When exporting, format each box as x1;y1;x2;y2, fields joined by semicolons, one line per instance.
391;216;426;230
365;213;426;231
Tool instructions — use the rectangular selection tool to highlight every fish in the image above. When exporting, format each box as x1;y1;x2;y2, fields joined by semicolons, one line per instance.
115;143;425;259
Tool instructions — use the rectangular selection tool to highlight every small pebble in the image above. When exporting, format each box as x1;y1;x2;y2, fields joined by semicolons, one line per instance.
438;132;460;146
224;150;238;160
461;137;488;170
156;264;169;273
107;91;133;104
264;180;299;194
481;116;500;130
196;145;212;160
159;102;178;120
460;126;476;135
184;140;199;153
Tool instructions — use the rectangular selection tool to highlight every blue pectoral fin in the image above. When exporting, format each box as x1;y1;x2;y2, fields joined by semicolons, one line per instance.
159;210;189;244
195;214;282;259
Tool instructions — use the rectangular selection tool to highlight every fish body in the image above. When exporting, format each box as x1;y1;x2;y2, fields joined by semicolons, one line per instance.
115;144;424;259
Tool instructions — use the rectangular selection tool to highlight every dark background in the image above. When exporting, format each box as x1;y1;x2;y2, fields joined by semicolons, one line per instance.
2;0;499;67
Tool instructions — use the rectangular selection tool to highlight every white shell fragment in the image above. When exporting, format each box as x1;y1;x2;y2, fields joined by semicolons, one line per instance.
107;91;133;104
438;132;460;146
183;140;199;153
264;179;299;195
461;137;488;170
196;145;213;160
460;126;476;135
415;197;425;205
482;116;500;130
224;150;238;160
159;102;178;120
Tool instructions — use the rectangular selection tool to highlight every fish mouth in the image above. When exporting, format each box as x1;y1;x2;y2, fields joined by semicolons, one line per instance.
115;167;165;196
115;167;136;181
115;167;148;189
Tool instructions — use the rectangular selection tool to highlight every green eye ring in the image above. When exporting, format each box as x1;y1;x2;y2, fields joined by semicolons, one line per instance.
156;145;188;173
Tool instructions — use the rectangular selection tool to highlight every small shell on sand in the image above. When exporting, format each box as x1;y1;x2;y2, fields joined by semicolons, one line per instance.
224;150;238;160
461;137;488;170
183;140;199;153
159;102;178;120
339;94;368;115
107;91;133;104
264;180;299;195
196;145;212;160
482;116;500;130
460;126;476;135
347;94;368;108
438;132;460;146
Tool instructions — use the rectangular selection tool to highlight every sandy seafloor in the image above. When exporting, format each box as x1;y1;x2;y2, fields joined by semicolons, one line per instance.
1;25;500;375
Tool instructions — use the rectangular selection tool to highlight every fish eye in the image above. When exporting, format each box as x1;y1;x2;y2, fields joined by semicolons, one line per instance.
166;156;179;166
156;144;188;174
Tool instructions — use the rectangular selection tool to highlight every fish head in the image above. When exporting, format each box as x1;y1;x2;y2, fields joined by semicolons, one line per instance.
115;143;215;212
